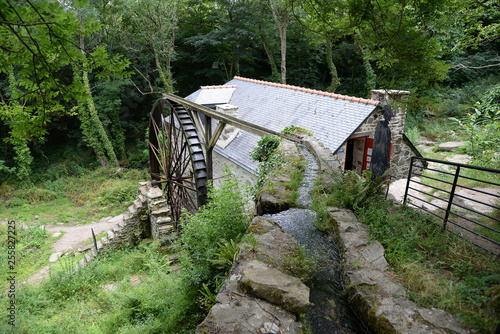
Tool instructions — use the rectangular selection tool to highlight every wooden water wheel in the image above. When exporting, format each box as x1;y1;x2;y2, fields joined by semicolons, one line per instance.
149;99;208;223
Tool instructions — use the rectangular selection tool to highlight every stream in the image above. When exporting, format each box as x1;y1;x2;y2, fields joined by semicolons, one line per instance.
264;145;372;334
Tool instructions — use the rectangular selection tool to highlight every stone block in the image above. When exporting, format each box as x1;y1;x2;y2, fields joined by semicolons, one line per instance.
147;187;164;200
359;241;389;270
107;230;115;240
85;252;93;263
101;236;109;246
239;260;310;314
108;214;124;226
49;252;62;263
151;206;171;216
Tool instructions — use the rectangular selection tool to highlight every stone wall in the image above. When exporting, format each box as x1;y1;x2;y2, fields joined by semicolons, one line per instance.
328;207;469;334
78;181;175;266
212;150;258;188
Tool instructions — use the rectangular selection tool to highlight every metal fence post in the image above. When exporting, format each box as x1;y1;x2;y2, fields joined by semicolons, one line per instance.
403;157;415;205
443;166;461;231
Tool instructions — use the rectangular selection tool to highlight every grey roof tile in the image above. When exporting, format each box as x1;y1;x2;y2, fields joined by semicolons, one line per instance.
186;77;379;174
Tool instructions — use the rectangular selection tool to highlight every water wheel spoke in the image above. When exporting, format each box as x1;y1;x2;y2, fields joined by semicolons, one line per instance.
149;99;208;223
170;180;197;192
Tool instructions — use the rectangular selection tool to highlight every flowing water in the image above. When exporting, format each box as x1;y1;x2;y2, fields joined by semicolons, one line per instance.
264;145;372;334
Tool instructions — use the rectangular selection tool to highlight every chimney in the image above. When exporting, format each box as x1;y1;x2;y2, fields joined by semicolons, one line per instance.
371;89;410;141
216;104;239;149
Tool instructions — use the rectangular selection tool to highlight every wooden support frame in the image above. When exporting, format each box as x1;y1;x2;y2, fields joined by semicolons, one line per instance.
164;93;302;182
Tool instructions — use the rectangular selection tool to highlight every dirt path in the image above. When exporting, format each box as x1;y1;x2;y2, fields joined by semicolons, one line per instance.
25;215;123;284
45;215;121;252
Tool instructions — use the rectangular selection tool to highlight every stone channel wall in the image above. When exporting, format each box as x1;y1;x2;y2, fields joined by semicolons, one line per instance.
329;207;468;334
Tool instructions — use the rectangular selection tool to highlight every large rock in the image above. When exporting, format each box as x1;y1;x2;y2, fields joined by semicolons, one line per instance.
438;141;465;152
196;295;301;334
196;216;309;334
239;260;310;314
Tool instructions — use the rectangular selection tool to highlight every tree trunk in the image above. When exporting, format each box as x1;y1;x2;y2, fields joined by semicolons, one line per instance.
77;27;119;168
153;44;173;94
81;69;119;167
325;39;340;92
270;0;289;84
279;21;287;84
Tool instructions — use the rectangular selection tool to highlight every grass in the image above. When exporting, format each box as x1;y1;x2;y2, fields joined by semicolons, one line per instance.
312;174;500;333
1;168;148;226
0;222;54;290
0;242;202;334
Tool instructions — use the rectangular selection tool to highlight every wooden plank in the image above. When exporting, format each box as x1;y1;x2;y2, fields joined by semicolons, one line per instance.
163;93;302;143
207;121;227;150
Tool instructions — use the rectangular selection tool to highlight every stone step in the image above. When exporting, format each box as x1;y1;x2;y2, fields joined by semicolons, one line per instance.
151;206;171;216
156;216;173;225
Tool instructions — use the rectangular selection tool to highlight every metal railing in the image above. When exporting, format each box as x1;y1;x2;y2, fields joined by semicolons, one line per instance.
403;156;500;256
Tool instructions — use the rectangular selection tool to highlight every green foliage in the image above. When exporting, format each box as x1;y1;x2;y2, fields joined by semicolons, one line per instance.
9;242;201;333
180;174;249;286
198;279;224;310
281;125;313;136
44;259;97;301
356;203;499;332
255;150;285;188
97;184;137;206
250;135;281;162
282;245;317;282
210;238;241;272
312;170;386;213
450;85;500;168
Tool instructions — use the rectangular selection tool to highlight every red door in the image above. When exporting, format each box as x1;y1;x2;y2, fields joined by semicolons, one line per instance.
362;138;374;171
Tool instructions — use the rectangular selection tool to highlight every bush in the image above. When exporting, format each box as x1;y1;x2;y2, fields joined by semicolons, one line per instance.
180;174;249;286
250;135;281;162
312;170;386;213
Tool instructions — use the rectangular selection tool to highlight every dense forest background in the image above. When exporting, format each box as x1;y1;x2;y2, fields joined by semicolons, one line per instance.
1;0;499;182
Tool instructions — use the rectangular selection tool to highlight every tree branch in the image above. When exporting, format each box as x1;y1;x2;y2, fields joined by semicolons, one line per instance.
452;63;500;70
0;20;56;26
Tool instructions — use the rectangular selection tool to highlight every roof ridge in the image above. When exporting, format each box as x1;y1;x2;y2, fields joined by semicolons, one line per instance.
201;85;237;89
233;76;379;106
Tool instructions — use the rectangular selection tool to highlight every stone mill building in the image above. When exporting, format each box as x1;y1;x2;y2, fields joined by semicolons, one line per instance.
186;76;422;186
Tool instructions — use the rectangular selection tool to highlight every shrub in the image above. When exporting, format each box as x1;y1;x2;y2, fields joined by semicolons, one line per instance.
180;174;249;286
312;170;386;213
250;135;281;162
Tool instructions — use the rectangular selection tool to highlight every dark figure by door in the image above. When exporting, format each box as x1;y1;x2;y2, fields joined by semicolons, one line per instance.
370;104;393;178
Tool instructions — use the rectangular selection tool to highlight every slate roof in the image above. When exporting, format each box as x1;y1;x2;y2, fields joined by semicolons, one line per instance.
186;76;380;174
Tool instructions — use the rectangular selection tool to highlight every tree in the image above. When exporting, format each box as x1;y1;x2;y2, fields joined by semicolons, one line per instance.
0;0;129;178
291;0;352;91
269;0;291;84
347;0;451;88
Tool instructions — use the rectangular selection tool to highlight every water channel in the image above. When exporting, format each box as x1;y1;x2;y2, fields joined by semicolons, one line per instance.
264;145;372;334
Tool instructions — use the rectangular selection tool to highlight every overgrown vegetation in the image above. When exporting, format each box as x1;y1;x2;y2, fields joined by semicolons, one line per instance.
311;170;500;333
0;174;251;333
180;174;250;287
0;242;201;334
1;166;147;226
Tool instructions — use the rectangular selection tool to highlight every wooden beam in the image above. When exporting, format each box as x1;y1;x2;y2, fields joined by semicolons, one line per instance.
189;109;206;144
205;116;213;181
163;93;302;143
207;121;227;151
